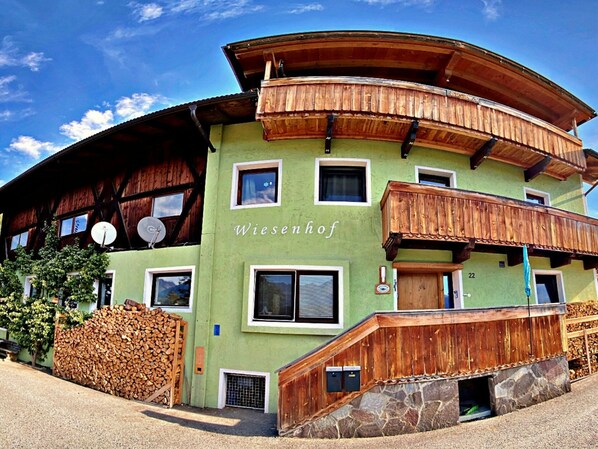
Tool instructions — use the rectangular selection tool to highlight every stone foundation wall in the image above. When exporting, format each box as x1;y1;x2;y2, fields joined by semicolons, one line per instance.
490;356;570;415
284;355;571;438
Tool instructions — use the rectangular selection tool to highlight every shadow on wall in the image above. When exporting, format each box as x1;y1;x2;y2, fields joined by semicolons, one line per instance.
141;406;278;437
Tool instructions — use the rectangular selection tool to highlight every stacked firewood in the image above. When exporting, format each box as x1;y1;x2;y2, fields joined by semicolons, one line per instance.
566;301;598;380
53;300;186;405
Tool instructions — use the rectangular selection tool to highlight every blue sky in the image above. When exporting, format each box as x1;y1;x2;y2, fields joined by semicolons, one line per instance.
1;0;597;215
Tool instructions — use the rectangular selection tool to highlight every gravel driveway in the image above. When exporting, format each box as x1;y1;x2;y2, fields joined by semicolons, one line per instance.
1;359;597;449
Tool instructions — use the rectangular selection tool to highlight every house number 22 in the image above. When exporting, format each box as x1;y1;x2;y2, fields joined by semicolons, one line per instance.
468;273;476;278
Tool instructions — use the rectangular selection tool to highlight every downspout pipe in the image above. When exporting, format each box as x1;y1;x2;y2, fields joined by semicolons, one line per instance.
189;105;217;153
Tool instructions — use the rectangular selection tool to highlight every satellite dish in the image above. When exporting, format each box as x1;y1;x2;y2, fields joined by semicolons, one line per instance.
91;221;117;247
137;216;166;248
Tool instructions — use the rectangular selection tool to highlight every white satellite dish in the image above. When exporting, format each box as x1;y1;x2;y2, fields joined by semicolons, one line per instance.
137;216;166;248
91;221;117;247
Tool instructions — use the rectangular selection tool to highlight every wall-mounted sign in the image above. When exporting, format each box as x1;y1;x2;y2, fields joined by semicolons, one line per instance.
233;220;340;239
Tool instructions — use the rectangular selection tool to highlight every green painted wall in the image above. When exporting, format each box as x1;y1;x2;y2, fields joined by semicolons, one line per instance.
192;121;596;412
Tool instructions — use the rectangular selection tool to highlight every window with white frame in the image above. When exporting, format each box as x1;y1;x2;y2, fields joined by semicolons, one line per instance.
60;213;88;237
144;266;194;311
231;160;281;209
152;192;184;218
218;369;270;413
10;230;29;250
315;158;370;205
24;276;39;299
533;270;565;304
416;166;456;188
524;188;550;206
249;265;342;327
96;272;114;309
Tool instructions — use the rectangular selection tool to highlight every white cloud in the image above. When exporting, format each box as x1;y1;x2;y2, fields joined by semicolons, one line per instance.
288;3;324;14
355;0;434;5
167;0;264;22
6;136;60;159
60;109;115;141
115;93;165;119
130;2;164;22
0;75;29;103
481;0;501;20
0;179;5;187
58;93;166;141
0;37;51;71
0;107;34;121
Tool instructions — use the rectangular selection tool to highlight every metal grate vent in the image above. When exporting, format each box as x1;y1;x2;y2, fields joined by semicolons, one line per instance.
225;373;266;410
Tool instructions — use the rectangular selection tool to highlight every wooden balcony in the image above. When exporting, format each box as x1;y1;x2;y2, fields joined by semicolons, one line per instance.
380;182;598;268
277;305;565;433
256;77;586;181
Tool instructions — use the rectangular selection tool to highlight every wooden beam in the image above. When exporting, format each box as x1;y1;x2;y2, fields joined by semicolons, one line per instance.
325;114;335;154
507;250;523;267
524;156;552;182
550;253;572;269
435;51;462;86
401;120;419;159
583;257;598;270
453;239;475;263
383;233;402;261
470;138;497;170
393;261;464;273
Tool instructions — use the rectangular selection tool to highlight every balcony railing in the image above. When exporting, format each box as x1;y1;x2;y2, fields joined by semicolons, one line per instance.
277;305;565;433
256;77;586;181
380;181;598;266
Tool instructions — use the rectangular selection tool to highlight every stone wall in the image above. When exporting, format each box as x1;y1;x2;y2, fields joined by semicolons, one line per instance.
285;356;571;438
285;378;459;438
490;356;571;415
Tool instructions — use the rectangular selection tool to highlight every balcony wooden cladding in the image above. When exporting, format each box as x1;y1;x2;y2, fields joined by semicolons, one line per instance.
256;77;585;181
277;305;565;432
380;182;598;262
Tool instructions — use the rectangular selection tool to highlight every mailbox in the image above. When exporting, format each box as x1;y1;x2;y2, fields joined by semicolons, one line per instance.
325;366;343;392
343;366;361;392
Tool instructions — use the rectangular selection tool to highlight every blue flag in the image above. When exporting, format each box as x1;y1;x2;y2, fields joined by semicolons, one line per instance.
523;245;531;298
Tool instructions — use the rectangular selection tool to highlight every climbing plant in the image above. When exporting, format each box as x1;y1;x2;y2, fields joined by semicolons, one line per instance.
0;220;109;367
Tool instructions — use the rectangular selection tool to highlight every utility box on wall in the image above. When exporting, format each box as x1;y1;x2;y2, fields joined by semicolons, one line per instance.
326;367;343;392
343;366;361;392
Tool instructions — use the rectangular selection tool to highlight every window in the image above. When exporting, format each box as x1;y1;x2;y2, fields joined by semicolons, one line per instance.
218;369;270;413
60;214;88;237
96;273;114;309
315;159;370;205
152;193;184;218
144;266;194;312
524;188;550;206
416;166;456;188
533;270;565;304
24;276;38;299
231;160;281;209
10;230;29;250
252;268;339;324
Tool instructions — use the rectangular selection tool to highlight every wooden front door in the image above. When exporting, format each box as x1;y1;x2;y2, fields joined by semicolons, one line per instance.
398;272;443;310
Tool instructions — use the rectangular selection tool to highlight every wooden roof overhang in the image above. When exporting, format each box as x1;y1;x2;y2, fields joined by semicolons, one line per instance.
380;181;598;270
0;92;257;211
224;31;596;131
584;149;598;184
256;77;585;181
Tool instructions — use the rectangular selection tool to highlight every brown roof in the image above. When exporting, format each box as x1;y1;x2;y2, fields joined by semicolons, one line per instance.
223;30;595;131
0;92;257;208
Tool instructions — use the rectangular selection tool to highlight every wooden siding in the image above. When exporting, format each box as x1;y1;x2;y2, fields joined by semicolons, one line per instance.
2;144;206;256
277;305;565;432
380;182;598;257
256;77;585;180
